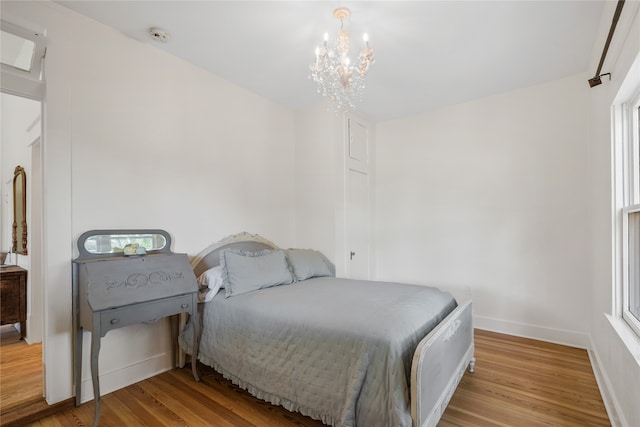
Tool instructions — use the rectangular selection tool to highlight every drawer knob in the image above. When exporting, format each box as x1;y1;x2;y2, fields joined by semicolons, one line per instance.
181;303;189;309
110;319;119;325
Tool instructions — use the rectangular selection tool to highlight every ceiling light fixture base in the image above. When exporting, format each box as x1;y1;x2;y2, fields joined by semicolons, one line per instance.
333;8;351;21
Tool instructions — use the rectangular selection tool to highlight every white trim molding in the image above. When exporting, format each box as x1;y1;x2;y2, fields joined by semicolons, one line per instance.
474;315;590;349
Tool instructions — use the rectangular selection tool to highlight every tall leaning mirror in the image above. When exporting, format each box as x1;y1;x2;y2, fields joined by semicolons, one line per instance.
12;165;27;255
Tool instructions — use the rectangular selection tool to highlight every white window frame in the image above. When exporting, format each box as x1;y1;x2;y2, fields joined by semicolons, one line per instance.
0;20;46;100
614;55;640;339
622;205;640;337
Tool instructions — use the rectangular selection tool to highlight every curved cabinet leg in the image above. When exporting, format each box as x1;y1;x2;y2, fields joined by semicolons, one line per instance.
90;323;101;427
75;327;83;406
191;301;200;382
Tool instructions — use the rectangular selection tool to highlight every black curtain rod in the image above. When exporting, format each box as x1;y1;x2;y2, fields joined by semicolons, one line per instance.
589;0;625;87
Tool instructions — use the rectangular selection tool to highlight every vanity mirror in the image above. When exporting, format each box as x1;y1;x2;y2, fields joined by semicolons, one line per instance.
77;229;170;257
12;165;27;255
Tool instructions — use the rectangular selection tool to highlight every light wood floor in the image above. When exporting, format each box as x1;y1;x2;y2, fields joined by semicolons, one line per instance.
19;329;609;427
0;325;44;415
441;330;610;426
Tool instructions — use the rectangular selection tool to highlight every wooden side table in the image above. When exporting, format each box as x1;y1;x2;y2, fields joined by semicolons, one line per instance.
0;265;27;339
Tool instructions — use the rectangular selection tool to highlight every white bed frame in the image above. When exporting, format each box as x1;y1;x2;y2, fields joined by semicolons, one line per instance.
181;232;475;427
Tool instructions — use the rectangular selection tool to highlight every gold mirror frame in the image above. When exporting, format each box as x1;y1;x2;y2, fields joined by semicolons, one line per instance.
12;165;27;255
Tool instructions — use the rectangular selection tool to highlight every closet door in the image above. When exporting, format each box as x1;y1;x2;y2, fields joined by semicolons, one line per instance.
345;117;371;279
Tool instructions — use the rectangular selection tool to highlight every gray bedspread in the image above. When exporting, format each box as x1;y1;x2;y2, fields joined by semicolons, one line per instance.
179;276;456;427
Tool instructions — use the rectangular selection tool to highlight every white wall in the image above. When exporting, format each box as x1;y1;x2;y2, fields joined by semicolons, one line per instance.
293;105;338;260
376;73;592;347
2;0;296;405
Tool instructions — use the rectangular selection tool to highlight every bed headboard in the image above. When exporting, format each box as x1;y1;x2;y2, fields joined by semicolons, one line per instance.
190;232;278;277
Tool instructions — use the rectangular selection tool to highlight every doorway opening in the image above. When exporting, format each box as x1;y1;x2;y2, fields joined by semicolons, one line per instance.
1;18;46;418
0;91;44;416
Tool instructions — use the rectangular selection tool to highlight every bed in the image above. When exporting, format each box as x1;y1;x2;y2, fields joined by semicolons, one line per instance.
178;232;475;427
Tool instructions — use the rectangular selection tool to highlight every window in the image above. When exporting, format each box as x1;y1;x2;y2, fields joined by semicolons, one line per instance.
0;20;46;100
616;74;640;338
0;20;45;79
622;95;640;337
626;207;640;323
1;30;36;72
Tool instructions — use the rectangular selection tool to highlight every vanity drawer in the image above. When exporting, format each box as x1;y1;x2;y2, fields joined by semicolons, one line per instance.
99;293;194;334
0;280;20;322
0;266;27;337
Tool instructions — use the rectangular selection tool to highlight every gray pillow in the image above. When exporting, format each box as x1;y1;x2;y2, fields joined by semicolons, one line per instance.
285;249;334;281
220;249;294;297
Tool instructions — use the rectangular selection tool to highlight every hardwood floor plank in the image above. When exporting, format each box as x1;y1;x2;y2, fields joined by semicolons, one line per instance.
470;359;607;413
119;384;188;427
99;393;159;427
20;330;610;426
167;366;323;427
147;374;252;427
452;380;603;427
0;325;43;416
137;375;232;427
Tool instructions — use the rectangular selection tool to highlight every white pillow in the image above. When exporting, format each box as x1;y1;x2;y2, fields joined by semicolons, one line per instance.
197;265;225;296
198;288;216;303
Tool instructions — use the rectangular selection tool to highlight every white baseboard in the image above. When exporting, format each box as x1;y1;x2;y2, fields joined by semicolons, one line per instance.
474;315;590;349
25;313;43;345
588;342;625;427
79;352;173;403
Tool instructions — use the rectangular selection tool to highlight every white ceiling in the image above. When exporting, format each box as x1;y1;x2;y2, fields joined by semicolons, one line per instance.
55;1;606;121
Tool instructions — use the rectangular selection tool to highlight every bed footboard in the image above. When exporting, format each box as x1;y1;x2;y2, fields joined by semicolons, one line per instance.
410;299;474;427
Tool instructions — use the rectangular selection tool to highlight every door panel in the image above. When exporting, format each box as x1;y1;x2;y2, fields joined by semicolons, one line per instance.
346;168;370;279
345;116;371;279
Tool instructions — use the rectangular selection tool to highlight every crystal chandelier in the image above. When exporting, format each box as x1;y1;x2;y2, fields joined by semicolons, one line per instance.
309;7;374;111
